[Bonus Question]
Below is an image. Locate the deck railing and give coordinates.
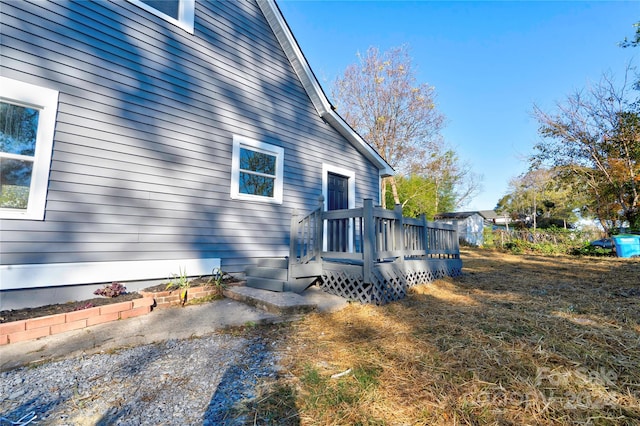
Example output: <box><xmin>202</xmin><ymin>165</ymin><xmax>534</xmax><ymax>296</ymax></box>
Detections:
<box><xmin>290</xmin><ymin>198</ymin><xmax>459</xmax><ymax>281</ymax></box>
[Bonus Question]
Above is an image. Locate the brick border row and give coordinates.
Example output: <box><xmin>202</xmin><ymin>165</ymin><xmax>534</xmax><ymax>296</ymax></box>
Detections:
<box><xmin>0</xmin><ymin>285</ymin><xmax>225</xmax><ymax>346</ymax></box>
<box><xmin>139</xmin><ymin>285</ymin><xmax>223</xmax><ymax>309</ymax></box>
<box><xmin>0</xmin><ymin>297</ymin><xmax>155</xmax><ymax>345</ymax></box>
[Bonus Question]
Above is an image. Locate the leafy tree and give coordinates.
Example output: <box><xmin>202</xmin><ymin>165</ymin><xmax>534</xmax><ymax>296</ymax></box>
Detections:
<box><xmin>332</xmin><ymin>45</ymin><xmax>480</xmax><ymax>211</ymax></box>
<box><xmin>386</xmin><ymin>174</ymin><xmax>437</xmax><ymax>219</ymax></box>
<box><xmin>532</xmin><ymin>68</ymin><xmax>640</xmax><ymax>232</ymax></box>
<box><xmin>496</xmin><ymin>175</ymin><xmax>539</xmax><ymax>228</ymax></box>
<box><xmin>385</xmin><ymin>173</ymin><xmax>459</xmax><ymax>219</ymax></box>
<box><xmin>541</xmin><ymin>175</ymin><xmax>584</xmax><ymax>228</ymax></box>
<box><xmin>497</xmin><ymin>168</ymin><xmax>582</xmax><ymax>229</ymax></box>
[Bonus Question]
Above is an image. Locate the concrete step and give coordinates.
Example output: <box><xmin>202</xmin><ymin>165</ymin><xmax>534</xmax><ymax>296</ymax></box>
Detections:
<box><xmin>246</xmin><ymin>258</ymin><xmax>320</xmax><ymax>294</ymax></box>
<box><xmin>245</xmin><ymin>266</ymin><xmax>288</xmax><ymax>281</ymax></box>
<box><xmin>246</xmin><ymin>276</ymin><xmax>284</xmax><ymax>292</ymax></box>
<box><xmin>224</xmin><ymin>285</ymin><xmax>317</xmax><ymax>315</ymax></box>
<box><xmin>290</xmin><ymin>262</ymin><xmax>323</xmax><ymax>278</ymax></box>
<box><xmin>256</xmin><ymin>258</ymin><xmax>288</xmax><ymax>269</ymax></box>
<box><xmin>284</xmin><ymin>276</ymin><xmax>318</xmax><ymax>293</ymax></box>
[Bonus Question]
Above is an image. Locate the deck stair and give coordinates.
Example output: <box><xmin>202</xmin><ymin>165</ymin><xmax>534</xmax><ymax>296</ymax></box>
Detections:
<box><xmin>245</xmin><ymin>257</ymin><xmax>318</xmax><ymax>293</ymax></box>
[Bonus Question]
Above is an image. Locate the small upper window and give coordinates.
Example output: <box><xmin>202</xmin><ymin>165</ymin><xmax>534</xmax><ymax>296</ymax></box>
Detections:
<box><xmin>0</xmin><ymin>77</ymin><xmax>59</xmax><ymax>220</ymax></box>
<box><xmin>231</xmin><ymin>135</ymin><xmax>284</xmax><ymax>204</ymax></box>
<box><xmin>129</xmin><ymin>0</ymin><xmax>195</xmax><ymax>33</ymax></box>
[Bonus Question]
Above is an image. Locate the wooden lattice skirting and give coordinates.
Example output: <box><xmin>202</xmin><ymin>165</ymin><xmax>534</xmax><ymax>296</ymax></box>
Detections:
<box><xmin>320</xmin><ymin>258</ymin><xmax>463</xmax><ymax>305</ymax></box>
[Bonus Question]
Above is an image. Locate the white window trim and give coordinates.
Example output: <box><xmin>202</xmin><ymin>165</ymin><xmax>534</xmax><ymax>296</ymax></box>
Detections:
<box><xmin>231</xmin><ymin>135</ymin><xmax>284</xmax><ymax>204</ymax></box>
<box><xmin>0</xmin><ymin>77</ymin><xmax>59</xmax><ymax>220</ymax></box>
<box><xmin>128</xmin><ymin>0</ymin><xmax>195</xmax><ymax>34</ymax></box>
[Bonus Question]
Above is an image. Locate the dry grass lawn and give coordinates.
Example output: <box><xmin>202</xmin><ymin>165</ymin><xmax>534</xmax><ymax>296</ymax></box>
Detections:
<box><xmin>240</xmin><ymin>248</ymin><xmax>640</xmax><ymax>425</ymax></box>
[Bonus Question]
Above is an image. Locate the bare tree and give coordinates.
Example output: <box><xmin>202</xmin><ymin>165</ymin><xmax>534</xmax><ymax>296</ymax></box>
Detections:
<box><xmin>331</xmin><ymin>45</ymin><xmax>446</xmax><ymax>207</ymax></box>
<box><xmin>532</xmin><ymin>67</ymin><xmax>640</xmax><ymax>232</ymax></box>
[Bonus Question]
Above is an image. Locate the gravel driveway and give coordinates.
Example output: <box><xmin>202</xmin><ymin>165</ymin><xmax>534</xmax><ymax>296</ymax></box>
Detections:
<box><xmin>1</xmin><ymin>332</ymin><xmax>283</xmax><ymax>425</ymax></box>
<box><xmin>0</xmin><ymin>288</ymin><xmax>347</xmax><ymax>424</ymax></box>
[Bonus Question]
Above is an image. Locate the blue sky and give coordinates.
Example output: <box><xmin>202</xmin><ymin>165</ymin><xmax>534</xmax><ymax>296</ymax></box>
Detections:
<box><xmin>277</xmin><ymin>0</ymin><xmax>638</xmax><ymax>211</ymax></box>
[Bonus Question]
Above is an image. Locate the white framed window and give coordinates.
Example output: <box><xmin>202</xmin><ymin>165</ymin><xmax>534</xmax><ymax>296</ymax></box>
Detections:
<box><xmin>128</xmin><ymin>0</ymin><xmax>195</xmax><ymax>34</ymax></box>
<box><xmin>231</xmin><ymin>135</ymin><xmax>284</xmax><ymax>204</ymax></box>
<box><xmin>1</xmin><ymin>77</ymin><xmax>59</xmax><ymax>220</ymax></box>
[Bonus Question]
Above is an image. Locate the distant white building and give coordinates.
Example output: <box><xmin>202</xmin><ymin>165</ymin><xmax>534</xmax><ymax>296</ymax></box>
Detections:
<box><xmin>434</xmin><ymin>211</ymin><xmax>488</xmax><ymax>246</ymax></box>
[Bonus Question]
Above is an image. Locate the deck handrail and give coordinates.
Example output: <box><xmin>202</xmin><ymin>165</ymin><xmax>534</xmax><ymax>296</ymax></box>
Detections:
<box><xmin>289</xmin><ymin>198</ymin><xmax>324</xmax><ymax>265</ymax></box>
<box><xmin>290</xmin><ymin>198</ymin><xmax>460</xmax><ymax>279</ymax></box>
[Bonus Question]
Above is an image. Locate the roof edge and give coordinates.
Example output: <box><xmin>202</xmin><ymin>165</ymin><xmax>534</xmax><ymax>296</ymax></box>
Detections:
<box><xmin>256</xmin><ymin>0</ymin><xmax>394</xmax><ymax>177</ymax></box>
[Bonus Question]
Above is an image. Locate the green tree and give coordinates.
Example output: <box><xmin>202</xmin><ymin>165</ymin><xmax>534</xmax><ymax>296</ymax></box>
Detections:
<box><xmin>541</xmin><ymin>175</ymin><xmax>583</xmax><ymax>228</ymax></box>
<box><xmin>498</xmin><ymin>168</ymin><xmax>582</xmax><ymax>229</ymax></box>
<box><xmin>496</xmin><ymin>174</ymin><xmax>540</xmax><ymax>228</ymax></box>
<box><xmin>385</xmin><ymin>173</ymin><xmax>459</xmax><ymax>219</ymax></box>
<box><xmin>386</xmin><ymin>174</ymin><xmax>437</xmax><ymax>219</ymax></box>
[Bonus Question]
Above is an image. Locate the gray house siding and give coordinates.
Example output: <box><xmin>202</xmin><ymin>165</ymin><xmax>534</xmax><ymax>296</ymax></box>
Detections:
<box><xmin>0</xmin><ymin>0</ymin><xmax>381</xmax><ymax>293</ymax></box>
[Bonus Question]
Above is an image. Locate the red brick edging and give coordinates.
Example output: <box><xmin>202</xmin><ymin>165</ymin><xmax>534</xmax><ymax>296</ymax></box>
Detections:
<box><xmin>139</xmin><ymin>285</ymin><xmax>222</xmax><ymax>309</ymax></box>
<box><xmin>0</xmin><ymin>297</ymin><xmax>155</xmax><ymax>346</ymax></box>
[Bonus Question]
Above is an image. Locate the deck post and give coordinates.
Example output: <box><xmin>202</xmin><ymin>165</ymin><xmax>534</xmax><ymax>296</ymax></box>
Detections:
<box><xmin>363</xmin><ymin>199</ymin><xmax>375</xmax><ymax>284</ymax></box>
<box><xmin>315</xmin><ymin>196</ymin><xmax>324</xmax><ymax>263</ymax></box>
<box><xmin>420</xmin><ymin>213</ymin><xmax>429</xmax><ymax>254</ymax></box>
<box><xmin>452</xmin><ymin>226</ymin><xmax>460</xmax><ymax>257</ymax></box>
<box><xmin>289</xmin><ymin>208</ymin><xmax>299</xmax><ymax>279</ymax></box>
<box><xmin>394</xmin><ymin>204</ymin><xmax>405</xmax><ymax>265</ymax></box>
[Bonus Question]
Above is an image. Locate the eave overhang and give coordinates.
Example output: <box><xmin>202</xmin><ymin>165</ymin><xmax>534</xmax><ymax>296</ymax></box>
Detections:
<box><xmin>256</xmin><ymin>0</ymin><xmax>394</xmax><ymax>178</ymax></box>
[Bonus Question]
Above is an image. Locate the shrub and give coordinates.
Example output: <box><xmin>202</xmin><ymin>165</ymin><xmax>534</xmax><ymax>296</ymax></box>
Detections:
<box><xmin>572</xmin><ymin>243</ymin><xmax>614</xmax><ymax>257</ymax></box>
<box><xmin>166</xmin><ymin>267</ymin><xmax>189</xmax><ymax>306</ymax></box>
<box><xmin>94</xmin><ymin>282</ymin><xmax>127</xmax><ymax>298</ymax></box>
<box><xmin>504</xmin><ymin>240</ymin><xmax>529</xmax><ymax>254</ymax></box>
<box><xmin>488</xmin><ymin>228</ymin><xmax>604</xmax><ymax>256</ymax></box>
<box><xmin>531</xmin><ymin>242</ymin><xmax>564</xmax><ymax>255</ymax></box>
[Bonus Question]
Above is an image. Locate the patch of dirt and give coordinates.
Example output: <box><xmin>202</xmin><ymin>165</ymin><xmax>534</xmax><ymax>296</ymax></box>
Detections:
<box><xmin>0</xmin><ymin>292</ymin><xmax>142</xmax><ymax>324</ymax></box>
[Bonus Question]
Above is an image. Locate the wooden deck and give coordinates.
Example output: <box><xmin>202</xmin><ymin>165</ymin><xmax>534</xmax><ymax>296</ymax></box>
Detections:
<box><xmin>289</xmin><ymin>199</ymin><xmax>462</xmax><ymax>304</ymax></box>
